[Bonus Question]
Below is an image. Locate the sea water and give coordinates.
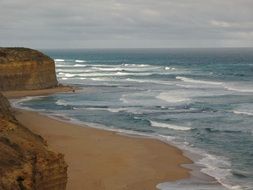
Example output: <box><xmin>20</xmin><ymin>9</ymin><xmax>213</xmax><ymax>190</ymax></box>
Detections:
<box><xmin>16</xmin><ymin>48</ymin><xmax>253</xmax><ymax>189</ymax></box>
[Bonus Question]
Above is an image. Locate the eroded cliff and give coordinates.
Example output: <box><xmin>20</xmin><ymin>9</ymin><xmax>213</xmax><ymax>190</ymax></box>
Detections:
<box><xmin>0</xmin><ymin>48</ymin><xmax>58</xmax><ymax>91</ymax></box>
<box><xmin>0</xmin><ymin>93</ymin><xmax>67</xmax><ymax>190</ymax></box>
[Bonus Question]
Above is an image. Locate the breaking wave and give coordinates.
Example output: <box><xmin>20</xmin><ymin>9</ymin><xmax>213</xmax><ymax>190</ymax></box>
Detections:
<box><xmin>176</xmin><ymin>76</ymin><xmax>222</xmax><ymax>85</ymax></box>
<box><xmin>150</xmin><ymin>121</ymin><xmax>192</xmax><ymax>131</ymax></box>
<box><xmin>54</xmin><ymin>59</ymin><xmax>65</xmax><ymax>62</ymax></box>
<box><xmin>75</xmin><ymin>60</ymin><xmax>86</xmax><ymax>63</ymax></box>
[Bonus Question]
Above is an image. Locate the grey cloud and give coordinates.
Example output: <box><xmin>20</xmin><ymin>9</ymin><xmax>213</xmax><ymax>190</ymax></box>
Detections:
<box><xmin>0</xmin><ymin>0</ymin><xmax>252</xmax><ymax>48</ymax></box>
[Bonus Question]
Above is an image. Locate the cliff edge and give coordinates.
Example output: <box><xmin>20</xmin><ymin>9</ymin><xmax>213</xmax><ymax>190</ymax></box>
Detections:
<box><xmin>0</xmin><ymin>48</ymin><xmax>58</xmax><ymax>91</ymax></box>
<box><xmin>0</xmin><ymin>93</ymin><xmax>67</xmax><ymax>190</ymax></box>
<box><xmin>0</xmin><ymin>48</ymin><xmax>67</xmax><ymax>189</ymax></box>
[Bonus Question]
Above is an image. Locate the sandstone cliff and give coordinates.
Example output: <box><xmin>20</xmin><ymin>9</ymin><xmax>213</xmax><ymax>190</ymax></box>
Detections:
<box><xmin>0</xmin><ymin>48</ymin><xmax>58</xmax><ymax>91</ymax></box>
<box><xmin>0</xmin><ymin>93</ymin><xmax>67</xmax><ymax>190</ymax></box>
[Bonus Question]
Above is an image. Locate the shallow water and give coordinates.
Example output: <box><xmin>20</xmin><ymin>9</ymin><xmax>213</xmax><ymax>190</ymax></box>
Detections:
<box><xmin>17</xmin><ymin>48</ymin><xmax>253</xmax><ymax>190</ymax></box>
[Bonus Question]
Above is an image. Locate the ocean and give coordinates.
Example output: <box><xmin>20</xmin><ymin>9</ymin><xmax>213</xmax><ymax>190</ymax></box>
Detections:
<box><xmin>15</xmin><ymin>48</ymin><xmax>253</xmax><ymax>190</ymax></box>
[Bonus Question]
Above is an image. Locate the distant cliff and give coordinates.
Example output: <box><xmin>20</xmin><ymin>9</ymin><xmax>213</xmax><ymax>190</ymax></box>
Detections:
<box><xmin>0</xmin><ymin>93</ymin><xmax>67</xmax><ymax>189</ymax></box>
<box><xmin>0</xmin><ymin>48</ymin><xmax>58</xmax><ymax>91</ymax></box>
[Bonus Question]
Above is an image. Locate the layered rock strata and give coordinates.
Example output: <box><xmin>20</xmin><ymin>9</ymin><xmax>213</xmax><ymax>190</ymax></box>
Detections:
<box><xmin>0</xmin><ymin>93</ymin><xmax>67</xmax><ymax>190</ymax></box>
<box><xmin>0</xmin><ymin>48</ymin><xmax>58</xmax><ymax>91</ymax></box>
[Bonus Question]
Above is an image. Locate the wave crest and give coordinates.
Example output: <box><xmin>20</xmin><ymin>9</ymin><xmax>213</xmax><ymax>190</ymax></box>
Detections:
<box><xmin>150</xmin><ymin>121</ymin><xmax>191</xmax><ymax>131</ymax></box>
<box><xmin>176</xmin><ymin>76</ymin><xmax>222</xmax><ymax>85</ymax></box>
<box><xmin>75</xmin><ymin>60</ymin><xmax>86</xmax><ymax>63</ymax></box>
<box><xmin>54</xmin><ymin>59</ymin><xmax>65</xmax><ymax>62</ymax></box>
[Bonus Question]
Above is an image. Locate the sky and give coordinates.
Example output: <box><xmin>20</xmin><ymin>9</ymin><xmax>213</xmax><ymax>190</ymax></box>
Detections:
<box><xmin>0</xmin><ymin>0</ymin><xmax>253</xmax><ymax>49</ymax></box>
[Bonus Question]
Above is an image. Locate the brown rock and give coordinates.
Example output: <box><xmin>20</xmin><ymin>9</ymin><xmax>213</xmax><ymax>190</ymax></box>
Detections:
<box><xmin>0</xmin><ymin>47</ymin><xmax>58</xmax><ymax>91</ymax></box>
<box><xmin>0</xmin><ymin>94</ymin><xmax>67</xmax><ymax>189</ymax></box>
<box><xmin>0</xmin><ymin>93</ymin><xmax>14</xmax><ymax>121</ymax></box>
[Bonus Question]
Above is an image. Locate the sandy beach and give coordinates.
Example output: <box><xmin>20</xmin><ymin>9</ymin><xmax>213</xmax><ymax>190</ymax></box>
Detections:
<box><xmin>2</xmin><ymin>1</ymin><xmax>252</xmax><ymax>189</ymax></box>
<box><xmin>4</xmin><ymin>86</ymin><xmax>193</xmax><ymax>189</ymax></box>
<box><xmin>2</xmin><ymin>86</ymin><xmax>74</xmax><ymax>99</ymax></box>
<box><xmin>14</xmin><ymin>108</ymin><xmax>192</xmax><ymax>190</ymax></box>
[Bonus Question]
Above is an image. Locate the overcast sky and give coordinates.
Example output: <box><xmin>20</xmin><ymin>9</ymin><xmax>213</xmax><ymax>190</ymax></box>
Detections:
<box><xmin>0</xmin><ymin>0</ymin><xmax>253</xmax><ymax>48</ymax></box>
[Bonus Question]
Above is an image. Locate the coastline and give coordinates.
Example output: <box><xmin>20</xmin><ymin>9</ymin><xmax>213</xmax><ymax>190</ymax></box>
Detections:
<box><xmin>8</xmin><ymin>89</ymin><xmax>194</xmax><ymax>190</ymax></box>
<box><xmin>2</xmin><ymin>85</ymin><xmax>75</xmax><ymax>99</ymax></box>
<box><xmin>15</xmin><ymin>109</ymin><xmax>192</xmax><ymax>189</ymax></box>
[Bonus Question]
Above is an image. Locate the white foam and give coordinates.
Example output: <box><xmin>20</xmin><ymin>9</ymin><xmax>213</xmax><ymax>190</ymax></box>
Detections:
<box><xmin>150</xmin><ymin>121</ymin><xmax>191</xmax><ymax>131</ymax></box>
<box><xmin>156</xmin><ymin>92</ymin><xmax>190</xmax><ymax>103</ymax></box>
<box><xmin>54</xmin><ymin>59</ymin><xmax>65</xmax><ymax>62</ymax></box>
<box><xmin>128</xmin><ymin>67</ymin><xmax>160</xmax><ymax>72</ymax></box>
<box><xmin>57</xmin><ymin>65</ymin><xmax>172</xmax><ymax>78</ymax></box>
<box><xmin>64</xmin><ymin>73</ymin><xmax>75</xmax><ymax>77</ymax></box>
<box><xmin>56</xmin><ymin>100</ymin><xmax>69</xmax><ymax>106</ymax></box>
<box><xmin>197</xmin><ymin>154</ymin><xmax>244</xmax><ymax>190</ymax></box>
<box><xmin>165</xmin><ymin>67</ymin><xmax>176</xmax><ymax>71</ymax></box>
<box><xmin>58</xmin><ymin>72</ymin><xmax>80</xmax><ymax>78</ymax></box>
<box><xmin>126</xmin><ymin>78</ymin><xmax>171</xmax><ymax>85</ymax></box>
<box><xmin>89</xmin><ymin>77</ymin><xmax>109</xmax><ymax>81</ymax></box>
<box><xmin>94</xmin><ymin>67</ymin><xmax>159</xmax><ymax>72</ymax></box>
<box><xmin>57</xmin><ymin>69</ymin><xmax>94</xmax><ymax>73</ymax></box>
<box><xmin>55</xmin><ymin>64</ymin><xmax>64</xmax><ymax>67</ymax></box>
<box><xmin>89</xmin><ymin>64</ymin><xmax>119</xmax><ymax>67</ymax></box>
<box><xmin>224</xmin><ymin>84</ymin><xmax>253</xmax><ymax>93</ymax></box>
<box><xmin>138</xmin><ymin>64</ymin><xmax>149</xmax><ymax>67</ymax></box>
<box><xmin>126</xmin><ymin>78</ymin><xmax>150</xmax><ymax>83</ymax></box>
<box><xmin>123</xmin><ymin>63</ymin><xmax>149</xmax><ymax>67</ymax></box>
<box><xmin>115</xmin><ymin>71</ymin><xmax>152</xmax><ymax>76</ymax></box>
<box><xmin>233</xmin><ymin>110</ymin><xmax>253</xmax><ymax>116</ymax></box>
<box><xmin>85</xmin><ymin>107</ymin><xmax>127</xmax><ymax>113</ymax></box>
<box><xmin>75</xmin><ymin>60</ymin><xmax>86</xmax><ymax>63</ymax></box>
<box><xmin>107</xmin><ymin>107</ymin><xmax>141</xmax><ymax>113</ymax></box>
<box><xmin>157</xmin><ymin>135</ymin><xmax>245</xmax><ymax>190</ymax></box>
<box><xmin>95</xmin><ymin>67</ymin><xmax>123</xmax><ymax>71</ymax></box>
<box><xmin>59</xmin><ymin>72</ymin><xmax>152</xmax><ymax>77</ymax></box>
<box><xmin>157</xmin><ymin>180</ymin><xmax>227</xmax><ymax>190</ymax></box>
<box><xmin>74</xmin><ymin>64</ymin><xmax>87</xmax><ymax>67</ymax></box>
<box><xmin>56</xmin><ymin>64</ymin><xmax>73</xmax><ymax>68</ymax></box>
<box><xmin>176</xmin><ymin>84</ymin><xmax>213</xmax><ymax>89</ymax></box>
<box><xmin>107</xmin><ymin>108</ymin><xmax>124</xmax><ymax>113</ymax></box>
<box><xmin>176</xmin><ymin>76</ymin><xmax>222</xmax><ymax>86</ymax></box>
<box><xmin>11</xmin><ymin>96</ymin><xmax>46</xmax><ymax>111</ymax></box>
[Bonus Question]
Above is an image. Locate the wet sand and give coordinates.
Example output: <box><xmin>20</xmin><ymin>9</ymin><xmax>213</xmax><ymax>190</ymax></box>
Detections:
<box><xmin>5</xmin><ymin>87</ymin><xmax>193</xmax><ymax>190</ymax></box>
<box><xmin>15</xmin><ymin>109</ymin><xmax>192</xmax><ymax>190</ymax></box>
<box><xmin>2</xmin><ymin>86</ymin><xmax>74</xmax><ymax>99</ymax></box>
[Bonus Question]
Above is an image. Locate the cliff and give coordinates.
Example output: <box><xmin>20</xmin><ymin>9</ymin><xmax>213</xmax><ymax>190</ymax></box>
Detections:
<box><xmin>0</xmin><ymin>48</ymin><xmax>58</xmax><ymax>91</ymax></box>
<box><xmin>0</xmin><ymin>93</ymin><xmax>68</xmax><ymax>189</ymax></box>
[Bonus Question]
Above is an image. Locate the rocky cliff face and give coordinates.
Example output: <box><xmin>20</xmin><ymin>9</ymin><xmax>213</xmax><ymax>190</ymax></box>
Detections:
<box><xmin>0</xmin><ymin>48</ymin><xmax>58</xmax><ymax>91</ymax></box>
<box><xmin>0</xmin><ymin>93</ymin><xmax>67</xmax><ymax>189</ymax></box>
<box><xmin>0</xmin><ymin>93</ymin><xmax>14</xmax><ymax>121</ymax></box>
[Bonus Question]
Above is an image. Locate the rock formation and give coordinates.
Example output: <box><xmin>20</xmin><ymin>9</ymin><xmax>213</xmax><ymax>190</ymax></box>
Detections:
<box><xmin>0</xmin><ymin>93</ymin><xmax>68</xmax><ymax>190</ymax></box>
<box><xmin>0</xmin><ymin>48</ymin><xmax>58</xmax><ymax>91</ymax></box>
<box><xmin>0</xmin><ymin>48</ymin><xmax>67</xmax><ymax>189</ymax></box>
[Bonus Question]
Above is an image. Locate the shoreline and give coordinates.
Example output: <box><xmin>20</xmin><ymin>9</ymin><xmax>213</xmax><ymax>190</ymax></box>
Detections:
<box><xmin>14</xmin><ymin>108</ymin><xmax>192</xmax><ymax>190</ymax></box>
<box><xmin>2</xmin><ymin>85</ymin><xmax>75</xmax><ymax>99</ymax></box>
<box><xmin>5</xmin><ymin>88</ymin><xmax>197</xmax><ymax>189</ymax></box>
<box><xmin>24</xmin><ymin>109</ymin><xmax>221</xmax><ymax>189</ymax></box>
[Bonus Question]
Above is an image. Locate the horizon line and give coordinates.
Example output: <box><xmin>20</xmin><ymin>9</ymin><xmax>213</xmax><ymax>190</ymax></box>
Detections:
<box><xmin>38</xmin><ymin>46</ymin><xmax>253</xmax><ymax>50</ymax></box>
